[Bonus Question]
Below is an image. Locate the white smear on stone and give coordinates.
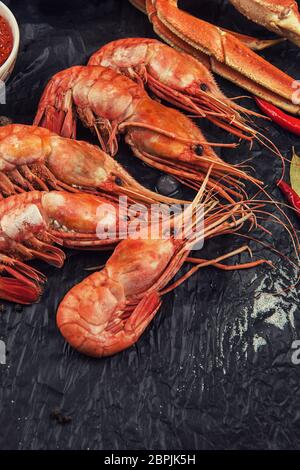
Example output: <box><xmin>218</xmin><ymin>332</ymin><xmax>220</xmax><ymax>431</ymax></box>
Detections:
<box><xmin>253</xmin><ymin>335</ymin><xmax>267</xmax><ymax>353</ymax></box>
<box><xmin>289</xmin><ymin>308</ymin><xmax>296</xmax><ymax>329</ymax></box>
<box><xmin>252</xmin><ymin>274</ymin><xmax>298</xmax><ymax>331</ymax></box>
<box><xmin>217</xmin><ymin>265</ymin><xmax>298</xmax><ymax>372</ymax></box>
<box><xmin>265</xmin><ymin>308</ymin><xmax>290</xmax><ymax>330</ymax></box>
<box><xmin>252</xmin><ymin>292</ymin><xmax>278</xmax><ymax>318</ymax></box>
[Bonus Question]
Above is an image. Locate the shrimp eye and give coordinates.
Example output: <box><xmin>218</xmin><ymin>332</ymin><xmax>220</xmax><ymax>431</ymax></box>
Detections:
<box><xmin>194</xmin><ymin>144</ymin><xmax>204</xmax><ymax>156</ymax></box>
<box><xmin>115</xmin><ymin>176</ymin><xmax>123</xmax><ymax>186</ymax></box>
<box><xmin>200</xmin><ymin>83</ymin><xmax>209</xmax><ymax>92</ymax></box>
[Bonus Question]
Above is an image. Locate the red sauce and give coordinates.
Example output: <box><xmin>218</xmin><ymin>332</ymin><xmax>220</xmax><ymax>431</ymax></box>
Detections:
<box><xmin>0</xmin><ymin>16</ymin><xmax>13</xmax><ymax>67</ymax></box>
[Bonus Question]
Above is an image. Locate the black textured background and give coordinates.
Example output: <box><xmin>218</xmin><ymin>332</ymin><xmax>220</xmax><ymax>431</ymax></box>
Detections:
<box><xmin>0</xmin><ymin>0</ymin><xmax>300</xmax><ymax>450</ymax></box>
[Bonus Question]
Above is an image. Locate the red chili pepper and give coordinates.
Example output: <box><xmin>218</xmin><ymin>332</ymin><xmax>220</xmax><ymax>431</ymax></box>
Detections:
<box><xmin>255</xmin><ymin>97</ymin><xmax>300</xmax><ymax>137</ymax></box>
<box><xmin>277</xmin><ymin>180</ymin><xmax>300</xmax><ymax>219</ymax></box>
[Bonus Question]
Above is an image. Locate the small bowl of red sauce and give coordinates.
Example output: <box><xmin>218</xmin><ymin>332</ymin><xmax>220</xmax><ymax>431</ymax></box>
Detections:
<box><xmin>0</xmin><ymin>1</ymin><xmax>19</xmax><ymax>82</ymax></box>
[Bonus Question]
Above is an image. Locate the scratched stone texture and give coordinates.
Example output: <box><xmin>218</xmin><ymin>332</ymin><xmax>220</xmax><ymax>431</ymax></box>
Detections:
<box><xmin>0</xmin><ymin>0</ymin><xmax>300</xmax><ymax>450</ymax></box>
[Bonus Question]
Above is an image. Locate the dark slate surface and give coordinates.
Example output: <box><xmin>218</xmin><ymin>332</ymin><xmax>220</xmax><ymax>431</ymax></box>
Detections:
<box><xmin>0</xmin><ymin>0</ymin><xmax>300</xmax><ymax>450</ymax></box>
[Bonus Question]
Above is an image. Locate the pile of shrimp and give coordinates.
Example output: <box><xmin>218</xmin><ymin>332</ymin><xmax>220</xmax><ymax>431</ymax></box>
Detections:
<box><xmin>0</xmin><ymin>37</ymin><xmax>298</xmax><ymax>358</ymax></box>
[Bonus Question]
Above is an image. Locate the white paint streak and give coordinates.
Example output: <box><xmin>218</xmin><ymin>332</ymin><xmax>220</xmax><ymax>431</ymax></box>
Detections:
<box><xmin>253</xmin><ymin>335</ymin><xmax>267</xmax><ymax>353</ymax></box>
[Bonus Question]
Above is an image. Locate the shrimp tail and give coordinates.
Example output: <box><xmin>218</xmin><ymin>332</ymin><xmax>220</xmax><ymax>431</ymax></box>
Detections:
<box><xmin>102</xmin><ymin>291</ymin><xmax>162</xmax><ymax>357</ymax></box>
<box><xmin>34</xmin><ymin>69</ymin><xmax>79</xmax><ymax>139</ymax></box>
<box><xmin>0</xmin><ymin>255</ymin><xmax>45</xmax><ymax>304</ymax></box>
<box><xmin>0</xmin><ymin>277</ymin><xmax>42</xmax><ymax>304</ymax></box>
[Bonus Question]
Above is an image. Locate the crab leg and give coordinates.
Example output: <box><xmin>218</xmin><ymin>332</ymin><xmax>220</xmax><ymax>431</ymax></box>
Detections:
<box><xmin>147</xmin><ymin>1</ymin><xmax>300</xmax><ymax>114</ymax></box>
<box><xmin>147</xmin><ymin>0</ymin><xmax>300</xmax><ymax>114</ymax></box>
<box><xmin>220</xmin><ymin>28</ymin><xmax>285</xmax><ymax>50</ymax></box>
<box><xmin>129</xmin><ymin>0</ymin><xmax>285</xmax><ymax>50</ymax></box>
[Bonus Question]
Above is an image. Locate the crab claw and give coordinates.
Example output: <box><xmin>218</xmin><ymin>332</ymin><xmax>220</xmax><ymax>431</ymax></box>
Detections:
<box><xmin>230</xmin><ymin>0</ymin><xmax>300</xmax><ymax>47</ymax></box>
